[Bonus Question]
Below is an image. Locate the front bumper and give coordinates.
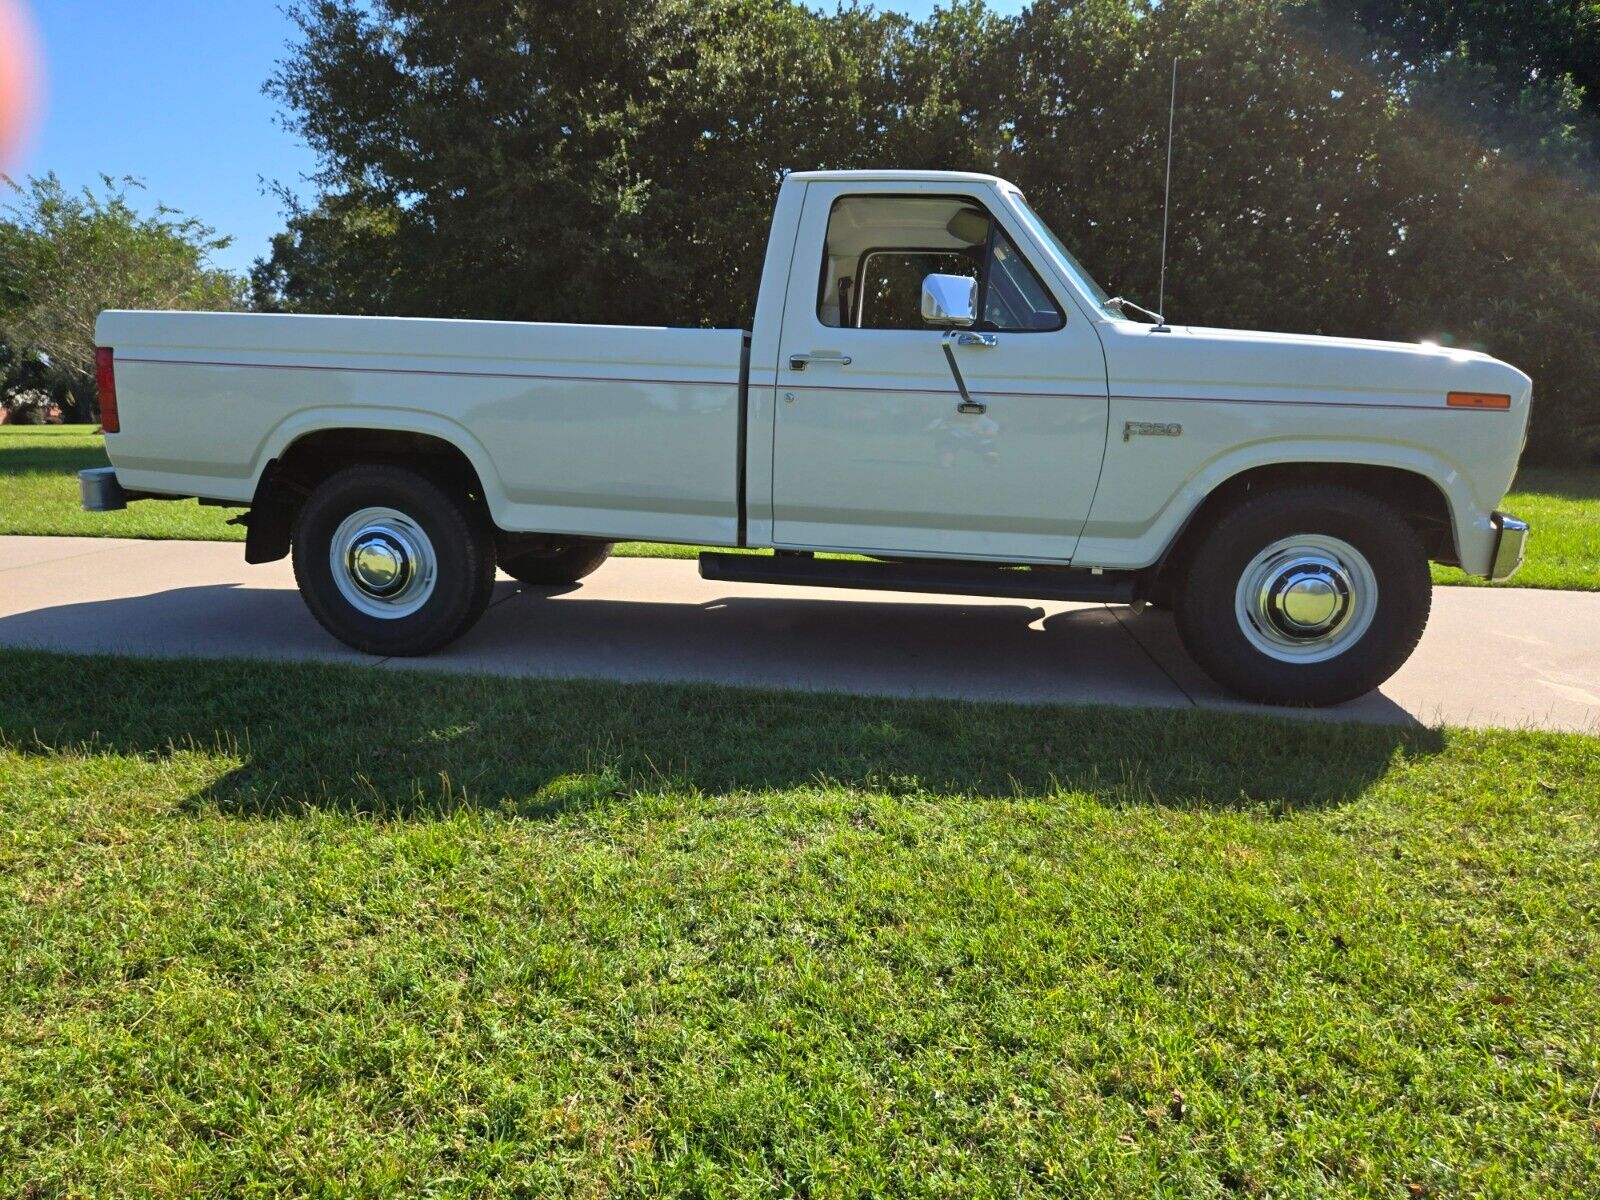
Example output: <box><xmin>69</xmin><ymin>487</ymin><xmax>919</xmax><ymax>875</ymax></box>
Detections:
<box><xmin>1488</xmin><ymin>511</ymin><xmax>1529</xmax><ymax>582</ymax></box>
<box><xmin>79</xmin><ymin>466</ymin><xmax>129</xmax><ymax>512</ymax></box>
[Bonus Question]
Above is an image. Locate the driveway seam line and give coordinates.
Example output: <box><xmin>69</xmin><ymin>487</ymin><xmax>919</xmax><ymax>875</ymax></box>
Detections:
<box><xmin>370</xmin><ymin>584</ymin><xmax>520</xmax><ymax>668</ymax></box>
<box><xmin>1109</xmin><ymin>604</ymin><xmax>1197</xmax><ymax>707</ymax></box>
<box><xmin>0</xmin><ymin>544</ymin><xmax>123</xmax><ymax>574</ymax></box>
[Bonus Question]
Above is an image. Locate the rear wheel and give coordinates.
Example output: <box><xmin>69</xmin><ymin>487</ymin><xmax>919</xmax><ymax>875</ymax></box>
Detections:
<box><xmin>1173</xmin><ymin>484</ymin><xmax>1431</xmax><ymax>705</ymax></box>
<box><xmin>498</xmin><ymin>537</ymin><xmax>613</xmax><ymax>585</ymax></box>
<box><xmin>292</xmin><ymin>464</ymin><xmax>496</xmax><ymax>655</ymax></box>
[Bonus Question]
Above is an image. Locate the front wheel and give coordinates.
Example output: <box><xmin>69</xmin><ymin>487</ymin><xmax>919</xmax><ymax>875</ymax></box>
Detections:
<box><xmin>1173</xmin><ymin>485</ymin><xmax>1431</xmax><ymax>705</ymax></box>
<box><xmin>292</xmin><ymin>464</ymin><xmax>497</xmax><ymax>656</ymax></box>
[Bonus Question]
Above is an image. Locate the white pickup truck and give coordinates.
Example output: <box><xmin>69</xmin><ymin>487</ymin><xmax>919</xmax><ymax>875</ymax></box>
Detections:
<box><xmin>83</xmin><ymin>169</ymin><xmax>1531</xmax><ymax>706</ymax></box>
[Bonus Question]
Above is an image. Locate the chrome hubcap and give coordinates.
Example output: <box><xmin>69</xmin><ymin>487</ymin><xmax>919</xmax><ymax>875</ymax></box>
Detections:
<box><xmin>1235</xmin><ymin>535</ymin><xmax>1377</xmax><ymax>663</ymax></box>
<box><xmin>329</xmin><ymin>508</ymin><xmax>437</xmax><ymax>619</ymax></box>
<box><xmin>1264</xmin><ymin>558</ymin><xmax>1351</xmax><ymax>636</ymax></box>
<box><xmin>348</xmin><ymin>534</ymin><xmax>412</xmax><ymax>597</ymax></box>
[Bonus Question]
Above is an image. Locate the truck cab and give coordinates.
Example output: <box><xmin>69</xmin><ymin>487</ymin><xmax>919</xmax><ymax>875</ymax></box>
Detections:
<box><xmin>747</xmin><ymin>173</ymin><xmax>1110</xmax><ymax>563</ymax></box>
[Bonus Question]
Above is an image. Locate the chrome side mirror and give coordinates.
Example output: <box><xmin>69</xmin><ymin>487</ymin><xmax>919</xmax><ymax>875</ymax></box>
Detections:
<box><xmin>921</xmin><ymin>273</ymin><xmax>978</xmax><ymax>327</ymax></box>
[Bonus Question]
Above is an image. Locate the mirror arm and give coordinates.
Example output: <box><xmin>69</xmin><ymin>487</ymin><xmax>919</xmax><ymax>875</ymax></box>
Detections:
<box><xmin>941</xmin><ymin>333</ymin><xmax>986</xmax><ymax>415</ymax></box>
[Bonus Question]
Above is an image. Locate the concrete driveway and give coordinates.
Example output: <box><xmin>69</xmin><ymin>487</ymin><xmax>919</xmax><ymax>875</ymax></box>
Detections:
<box><xmin>1</xmin><ymin>535</ymin><xmax>1596</xmax><ymax>732</ymax></box>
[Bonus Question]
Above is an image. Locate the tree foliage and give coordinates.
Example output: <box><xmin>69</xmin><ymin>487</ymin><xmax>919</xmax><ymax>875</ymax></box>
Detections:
<box><xmin>259</xmin><ymin>0</ymin><xmax>1600</xmax><ymax>463</ymax></box>
<box><xmin>1314</xmin><ymin>1</ymin><xmax>1600</xmax><ymax>164</ymax></box>
<box><xmin>257</xmin><ymin>0</ymin><xmax>986</xmax><ymax>326</ymax></box>
<box><xmin>1</xmin><ymin>174</ymin><xmax>244</xmax><ymax>420</ymax></box>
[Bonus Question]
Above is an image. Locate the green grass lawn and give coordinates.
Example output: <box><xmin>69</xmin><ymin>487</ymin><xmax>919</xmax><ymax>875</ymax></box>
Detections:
<box><xmin>0</xmin><ymin>649</ymin><xmax>1597</xmax><ymax>1196</ymax></box>
<box><xmin>2</xmin><ymin>424</ymin><xmax>1596</xmax><ymax>587</ymax></box>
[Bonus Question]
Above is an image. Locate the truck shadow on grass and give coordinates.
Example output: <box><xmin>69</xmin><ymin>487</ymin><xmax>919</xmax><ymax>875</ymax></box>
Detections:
<box><xmin>1512</xmin><ymin>465</ymin><xmax>1600</xmax><ymax>501</ymax></box>
<box><xmin>0</xmin><ymin>588</ymin><xmax>1446</xmax><ymax>818</ymax></box>
<box><xmin>0</xmin><ymin>439</ymin><xmax>107</xmax><ymax>475</ymax></box>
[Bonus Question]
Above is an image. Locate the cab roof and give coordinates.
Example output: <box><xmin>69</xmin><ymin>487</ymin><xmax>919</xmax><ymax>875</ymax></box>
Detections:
<box><xmin>783</xmin><ymin>169</ymin><xmax>1017</xmax><ymax>189</ymax></box>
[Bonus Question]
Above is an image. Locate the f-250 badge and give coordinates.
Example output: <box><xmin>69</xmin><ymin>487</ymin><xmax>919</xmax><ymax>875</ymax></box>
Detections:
<box><xmin>1123</xmin><ymin>420</ymin><xmax>1183</xmax><ymax>441</ymax></box>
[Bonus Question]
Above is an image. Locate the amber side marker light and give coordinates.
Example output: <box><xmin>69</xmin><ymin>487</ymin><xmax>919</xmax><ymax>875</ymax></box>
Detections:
<box><xmin>1447</xmin><ymin>391</ymin><xmax>1511</xmax><ymax>410</ymax></box>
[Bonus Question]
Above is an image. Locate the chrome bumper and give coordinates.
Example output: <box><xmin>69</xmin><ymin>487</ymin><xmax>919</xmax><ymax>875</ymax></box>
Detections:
<box><xmin>79</xmin><ymin>466</ymin><xmax>129</xmax><ymax>512</ymax></box>
<box><xmin>1488</xmin><ymin>511</ymin><xmax>1529</xmax><ymax>582</ymax></box>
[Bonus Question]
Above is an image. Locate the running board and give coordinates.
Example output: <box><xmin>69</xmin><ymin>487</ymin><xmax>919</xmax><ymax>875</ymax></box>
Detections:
<box><xmin>697</xmin><ymin>552</ymin><xmax>1137</xmax><ymax>603</ymax></box>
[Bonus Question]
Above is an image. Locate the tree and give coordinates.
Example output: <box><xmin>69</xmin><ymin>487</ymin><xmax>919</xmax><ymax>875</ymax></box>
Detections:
<box><xmin>261</xmin><ymin>0</ymin><xmax>1010</xmax><ymax>328</ymax></box>
<box><xmin>0</xmin><ymin>174</ymin><xmax>244</xmax><ymax>421</ymax></box>
<box><xmin>249</xmin><ymin>182</ymin><xmax>403</xmax><ymax>314</ymax></box>
<box><xmin>260</xmin><ymin>0</ymin><xmax>1600</xmax><ymax>462</ymax></box>
<box><xmin>1310</xmin><ymin>1</ymin><xmax>1600</xmax><ymax>168</ymax></box>
<box><xmin>0</xmin><ymin>217</ymin><xmax>50</xmax><ymax>416</ymax></box>
<box><xmin>1000</xmin><ymin>0</ymin><xmax>1402</xmax><ymax>335</ymax></box>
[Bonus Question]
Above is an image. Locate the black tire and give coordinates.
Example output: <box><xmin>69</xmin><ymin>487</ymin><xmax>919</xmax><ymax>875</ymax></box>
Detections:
<box><xmin>1173</xmin><ymin>484</ymin><xmax>1432</xmax><ymax>706</ymax></box>
<box><xmin>292</xmin><ymin>463</ymin><xmax>496</xmax><ymax>656</ymax></box>
<box><xmin>498</xmin><ymin>538</ymin><xmax>613</xmax><ymax>585</ymax></box>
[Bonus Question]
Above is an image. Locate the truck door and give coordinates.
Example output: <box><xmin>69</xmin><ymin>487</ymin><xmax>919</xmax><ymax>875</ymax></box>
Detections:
<box><xmin>770</xmin><ymin>182</ymin><xmax>1110</xmax><ymax>562</ymax></box>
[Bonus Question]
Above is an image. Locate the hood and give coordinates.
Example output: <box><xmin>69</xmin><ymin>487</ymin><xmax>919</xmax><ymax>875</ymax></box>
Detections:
<box><xmin>1102</xmin><ymin>320</ymin><xmax>1532</xmax><ymax>411</ymax></box>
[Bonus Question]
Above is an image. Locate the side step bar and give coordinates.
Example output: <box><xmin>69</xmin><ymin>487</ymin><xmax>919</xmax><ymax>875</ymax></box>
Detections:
<box><xmin>698</xmin><ymin>552</ymin><xmax>1138</xmax><ymax>604</ymax></box>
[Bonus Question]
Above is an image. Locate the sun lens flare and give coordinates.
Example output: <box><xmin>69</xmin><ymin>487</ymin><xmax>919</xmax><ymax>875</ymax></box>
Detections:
<box><xmin>0</xmin><ymin>0</ymin><xmax>43</xmax><ymax>172</ymax></box>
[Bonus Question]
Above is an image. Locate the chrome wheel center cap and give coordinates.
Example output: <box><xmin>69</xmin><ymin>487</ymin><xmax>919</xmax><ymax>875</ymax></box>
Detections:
<box><xmin>348</xmin><ymin>533</ymin><xmax>411</xmax><ymax>597</ymax></box>
<box><xmin>1262</xmin><ymin>559</ymin><xmax>1351</xmax><ymax>639</ymax></box>
<box><xmin>1279</xmin><ymin>574</ymin><xmax>1341</xmax><ymax>629</ymax></box>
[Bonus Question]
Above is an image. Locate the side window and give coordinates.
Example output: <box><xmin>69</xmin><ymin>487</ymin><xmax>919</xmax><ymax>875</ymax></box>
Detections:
<box><xmin>984</xmin><ymin>230</ymin><xmax>1064</xmax><ymax>332</ymax></box>
<box><xmin>817</xmin><ymin>194</ymin><xmax>1063</xmax><ymax>332</ymax></box>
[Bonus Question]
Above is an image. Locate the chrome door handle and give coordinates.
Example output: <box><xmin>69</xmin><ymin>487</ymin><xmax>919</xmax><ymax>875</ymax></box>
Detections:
<box><xmin>788</xmin><ymin>352</ymin><xmax>852</xmax><ymax>370</ymax></box>
<box><xmin>952</xmin><ymin>332</ymin><xmax>998</xmax><ymax>348</ymax></box>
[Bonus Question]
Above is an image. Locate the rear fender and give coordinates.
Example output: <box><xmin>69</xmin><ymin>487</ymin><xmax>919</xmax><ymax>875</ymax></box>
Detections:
<box><xmin>252</xmin><ymin>408</ymin><xmax>507</xmax><ymax>524</ymax></box>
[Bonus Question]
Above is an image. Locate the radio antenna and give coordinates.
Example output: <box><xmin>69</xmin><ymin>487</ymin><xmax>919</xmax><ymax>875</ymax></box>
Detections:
<box><xmin>1155</xmin><ymin>56</ymin><xmax>1177</xmax><ymax>333</ymax></box>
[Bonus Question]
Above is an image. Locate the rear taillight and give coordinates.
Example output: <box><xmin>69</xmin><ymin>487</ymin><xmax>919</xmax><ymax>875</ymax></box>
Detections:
<box><xmin>95</xmin><ymin>347</ymin><xmax>119</xmax><ymax>433</ymax></box>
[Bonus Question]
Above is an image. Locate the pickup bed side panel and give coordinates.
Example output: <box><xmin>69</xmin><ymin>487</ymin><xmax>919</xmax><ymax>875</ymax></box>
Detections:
<box><xmin>97</xmin><ymin>311</ymin><xmax>747</xmax><ymax>546</ymax></box>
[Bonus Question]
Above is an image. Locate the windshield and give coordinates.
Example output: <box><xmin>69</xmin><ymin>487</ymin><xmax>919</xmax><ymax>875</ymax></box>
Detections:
<box><xmin>1004</xmin><ymin>190</ymin><xmax>1114</xmax><ymax>311</ymax></box>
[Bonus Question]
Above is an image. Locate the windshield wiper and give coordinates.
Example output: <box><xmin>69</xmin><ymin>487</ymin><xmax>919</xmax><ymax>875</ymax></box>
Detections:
<box><xmin>1104</xmin><ymin>296</ymin><xmax>1167</xmax><ymax>327</ymax></box>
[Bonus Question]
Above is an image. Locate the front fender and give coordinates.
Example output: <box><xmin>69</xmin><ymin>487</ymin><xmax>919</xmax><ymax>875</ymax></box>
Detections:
<box><xmin>1076</xmin><ymin>434</ymin><xmax>1497</xmax><ymax>576</ymax></box>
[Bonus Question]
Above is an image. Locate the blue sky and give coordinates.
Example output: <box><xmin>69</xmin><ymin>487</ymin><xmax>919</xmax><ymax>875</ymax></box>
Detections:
<box><xmin>15</xmin><ymin>2</ymin><xmax>316</xmax><ymax>274</ymax></box>
<box><xmin>14</xmin><ymin>1</ymin><xmax>1028</xmax><ymax>275</ymax></box>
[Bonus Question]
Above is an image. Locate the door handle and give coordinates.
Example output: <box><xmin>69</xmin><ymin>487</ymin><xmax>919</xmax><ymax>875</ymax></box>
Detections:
<box><xmin>952</xmin><ymin>332</ymin><xmax>998</xmax><ymax>348</ymax></box>
<box><xmin>788</xmin><ymin>352</ymin><xmax>852</xmax><ymax>370</ymax></box>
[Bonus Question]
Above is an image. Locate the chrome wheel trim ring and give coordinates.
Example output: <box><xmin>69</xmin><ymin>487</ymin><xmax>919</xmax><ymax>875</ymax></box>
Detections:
<box><xmin>1234</xmin><ymin>534</ymin><xmax>1378</xmax><ymax>663</ymax></box>
<box><xmin>329</xmin><ymin>507</ymin><xmax>438</xmax><ymax>619</ymax></box>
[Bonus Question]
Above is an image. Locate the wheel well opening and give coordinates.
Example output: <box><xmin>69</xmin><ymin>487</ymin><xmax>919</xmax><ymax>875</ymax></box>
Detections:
<box><xmin>1151</xmin><ymin>463</ymin><xmax>1457</xmax><ymax>601</ymax></box>
<box><xmin>243</xmin><ymin>429</ymin><xmax>489</xmax><ymax>564</ymax></box>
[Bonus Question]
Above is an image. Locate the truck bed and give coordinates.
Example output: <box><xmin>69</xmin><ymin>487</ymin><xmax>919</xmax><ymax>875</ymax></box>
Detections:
<box><xmin>97</xmin><ymin>310</ymin><xmax>749</xmax><ymax>546</ymax></box>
